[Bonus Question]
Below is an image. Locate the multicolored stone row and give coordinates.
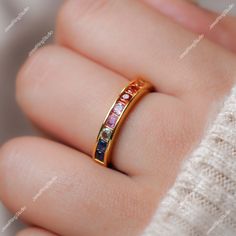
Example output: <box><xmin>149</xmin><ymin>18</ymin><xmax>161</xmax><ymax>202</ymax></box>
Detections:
<box><xmin>95</xmin><ymin>80</ymin><xmax>145</xmax><ymax>163</ymax></box>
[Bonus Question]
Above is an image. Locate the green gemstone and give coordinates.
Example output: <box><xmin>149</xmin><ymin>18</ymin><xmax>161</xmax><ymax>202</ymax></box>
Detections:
<box><xmin>101</xmin><ymin>128</ymin><xmax>112</xmax><ymax>141</ymax></box>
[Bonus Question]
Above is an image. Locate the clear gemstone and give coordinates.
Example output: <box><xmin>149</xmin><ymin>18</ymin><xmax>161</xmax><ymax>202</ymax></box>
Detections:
<box><xmin>113</xmin><ymin>102</ymin><xmax>125</xmax><ymax>115</ymax></box>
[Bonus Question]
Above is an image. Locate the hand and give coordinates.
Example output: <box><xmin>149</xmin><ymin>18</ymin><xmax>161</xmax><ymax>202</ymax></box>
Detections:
<box><xmin>0</xmin><ymin>1</ymin><xmax>236</xmax><ymax>236</ymax></box>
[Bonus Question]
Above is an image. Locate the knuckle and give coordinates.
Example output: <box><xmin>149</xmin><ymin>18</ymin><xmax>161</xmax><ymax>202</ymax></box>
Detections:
<box><xmin>0</xmin><ymin>138</ymin><xmax>24</xmax><ymax>186</ymax></box>
<box><xmin>58</xmin><ymin>0</ymin><xmax>114</xmax><ymax>28</ymax></box>
<box><xmin>0</xmin><ymin>137</ymin><xmax>32</xmax><ymax>164</ymax></box>
<box><xmin>17</xmin><ymin>45</ymin><xmax>56</xmax><ymax>86</ymax></box>
<box><xmin>16</xmin><ymin>45</ymin><xmax>58</xmax><ymax>105</ymax></box>
<box><xmin>0</xmin><ymin>138</ymin><xmax>21</xmax><ymax>162</ymax></box>
<box><xmin>0</xmin><ymin>137</ymin><xmax>42</xmax><ymax>200</ymax></box>
<box><xmin>191</xmin><ymin>52</ymin><xmax>236</xmax><ymax>100</ymax></box>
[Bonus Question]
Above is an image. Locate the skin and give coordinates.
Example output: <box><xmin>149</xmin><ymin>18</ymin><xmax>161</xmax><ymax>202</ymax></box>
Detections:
<box><xmin>0</xmin><ymin>0</ymin><xmax>235</xmax><ymax>235</ymax></box>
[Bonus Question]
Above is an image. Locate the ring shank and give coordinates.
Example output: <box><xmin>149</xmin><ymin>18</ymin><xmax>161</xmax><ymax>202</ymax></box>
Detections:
<box><xmin>93</xmin><ymin>78</ymin><xmax>154</xmax><ymax>167</ymax></box>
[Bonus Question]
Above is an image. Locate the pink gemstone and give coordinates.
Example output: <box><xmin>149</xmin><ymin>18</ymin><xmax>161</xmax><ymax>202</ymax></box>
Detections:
<box><xmin>106</xmin><ymin>113</ymin><xmax>118</xmax><ymax>128</ymax></box>
<box><xmin>126</xmin><ymin>89</ymin><xmax>135</xmax><ymax>95</ymax></box>
<box><xmin>113</xmin><ymin>102</ymin><xmax>125</xmax><ymax>115</ymax></box>
<box><xmin>126</xmin><ymin>86</ymin><xmax>138</xmax><ymax>95</ymax></box>
<box><xmin>121</xmin><ymin>93</ymin><xmax>131</xmax><ymax>101</ymax></box>
<box><xmin>130</xmin><ymin>85</ymin><xmax>139</xmax><ymax>91</ymax></box>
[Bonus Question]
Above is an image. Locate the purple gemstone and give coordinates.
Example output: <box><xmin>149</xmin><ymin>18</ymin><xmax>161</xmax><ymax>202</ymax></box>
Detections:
<box><xmin>95</xmin><ymin>139</ymin><xmax>107</xmax><ymax>162</ymax></box>
<box><xmin>106</xmin><ymin>113</ymin><xmax>118</xmax><ymax>128</ymax></box>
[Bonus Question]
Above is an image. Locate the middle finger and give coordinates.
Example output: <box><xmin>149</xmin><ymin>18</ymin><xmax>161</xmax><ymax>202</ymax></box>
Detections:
<box><xmin>56</xmin><ymin>0</ymin><xmax>236</xmax><ymax>98</ymax></box>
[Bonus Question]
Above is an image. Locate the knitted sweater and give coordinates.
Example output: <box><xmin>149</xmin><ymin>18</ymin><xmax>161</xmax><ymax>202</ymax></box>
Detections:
<box><xmin>143</xmin><ymin>86</ymin><xmax>236</xmax><ymax>236</ymax></box>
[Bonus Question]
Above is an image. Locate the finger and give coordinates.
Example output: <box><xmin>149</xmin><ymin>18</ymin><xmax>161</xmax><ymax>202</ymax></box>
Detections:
<box><xmin>17</xmin><ymin>45</ymin><xmax>192</xmax><ymax>179</ymax></box>
<box><xmin>16</xmin><ymin>227</ymin><xmax>58</xmax><ymax>236</ymax></box>
<box><xmin>56</xmin><ymin>0</ymin><xmax>236</xmax><ymax>97</ymax></box>
<box><xmin>144</xmin><ymin>0</ymin><xmax>236</xmax><ymax>52</ymax></box>
<box><xmin>0</xmin><ymin>137</ymin><xmax>154</xmax><ymax>236</ymax></box>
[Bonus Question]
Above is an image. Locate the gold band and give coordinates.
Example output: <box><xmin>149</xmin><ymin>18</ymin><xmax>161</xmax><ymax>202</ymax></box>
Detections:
<box><xmin>93</xmin><ymin>78</ymin><xmax>154</xmax><ymax>167</ymax></box>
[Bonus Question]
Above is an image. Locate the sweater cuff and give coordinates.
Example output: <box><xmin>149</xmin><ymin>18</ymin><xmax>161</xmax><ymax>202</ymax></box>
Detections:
<box><xmin>143</xmin><ymin>86</ymin><xmax>236</xmax><ymax>236</ymax></box>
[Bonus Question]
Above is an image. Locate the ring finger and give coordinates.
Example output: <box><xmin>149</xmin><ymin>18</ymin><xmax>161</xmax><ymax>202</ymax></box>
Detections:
<box><xmin>17</xmin><ymin>45</ymin><xmax>187</xmax><ymax>180</ymax></box>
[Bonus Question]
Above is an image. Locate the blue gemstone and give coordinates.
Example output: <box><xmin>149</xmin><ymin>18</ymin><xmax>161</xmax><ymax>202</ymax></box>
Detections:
<box><xmin>95</xmin><ymin>140</ymin><xmax>107</xmax><ymax>162</ymax></box>
<box><xmin>95</xmin><ymin>151</ymin><xmax>105</xmax><ymax>162</ymax></box>
<box><xmin>97</xmin><ymin>139</ymin><xmax>107</xmax><ymax>152</ymax></box>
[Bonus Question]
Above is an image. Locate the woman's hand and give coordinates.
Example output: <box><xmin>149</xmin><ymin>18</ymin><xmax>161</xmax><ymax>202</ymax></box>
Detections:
<box><xmin>0</xmin><ymin>1</ymin><xmax>236</xmax><ymax>236</ymax></box>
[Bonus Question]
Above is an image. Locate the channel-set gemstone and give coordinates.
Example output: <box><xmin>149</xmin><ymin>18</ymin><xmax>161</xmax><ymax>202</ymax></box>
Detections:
<box><xmin>113</xmin><ymin>102</ymin><xmax>125</xmax><ymax>116</ymax></box>
<box><xmin>126</xmin><ymin>88</ymin><xmax>134</xmax><ymax>94</ymax></box>
<box><xmin>106</xmin><ymin>113</ymin><xmax>118</xmax><ymax>128</ymax></box>
<box><xmin>100</xmin><ymin>127</ymin><xmax>112</xmax><ymax>141</ymax></box>
<box><xmin>130</xmin><ymin>85</ymin><xmax>139</xmax><ymax>92</ymax></box>
<box><xmin>95</xmin><ymin>139</ymin><xmax>108</xmax><ymax>162</ymax></box>
<box><xmin>93</xmin><ymin>79</ymin><xmax>152</xmax><ymax>166</ymax></box>
<box><xmin>126</xmin><ymin>85</ymin><xmax>139</xmax><ymax>95</ymax></box>
<box><xmin>121</xmin><ymin>93</ymin><xmax>132</xmax><ymax>102</ymax></box>
<box><xmin>134</xmin><ymin>80</ymin><xmax>145</xmax><ymax>87</ymax></box>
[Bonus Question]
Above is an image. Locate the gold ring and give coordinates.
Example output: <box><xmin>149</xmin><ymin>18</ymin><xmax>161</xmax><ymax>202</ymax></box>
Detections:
<box><xmin>93</xmin><ymin>78</ymin><xmax>154</xmax><ymax>167</ymax></box>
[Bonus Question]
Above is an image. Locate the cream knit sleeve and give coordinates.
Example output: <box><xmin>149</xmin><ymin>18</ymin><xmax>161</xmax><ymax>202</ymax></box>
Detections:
<box><xmin>143</xmin><ymin>86</ymin><xmax>236</xmax><ymax>236</ymax></box>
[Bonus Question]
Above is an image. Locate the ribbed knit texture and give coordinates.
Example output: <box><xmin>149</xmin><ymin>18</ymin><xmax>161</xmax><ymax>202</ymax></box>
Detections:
<box><xmin>143</xmin><ymin>86</ymin><xmax>236</xmax><ymax>236</ymax></box>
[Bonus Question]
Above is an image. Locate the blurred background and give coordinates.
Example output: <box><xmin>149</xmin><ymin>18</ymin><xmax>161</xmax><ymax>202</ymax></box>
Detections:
<box><xmin>0</xmin><ymin>0</ymin><xmax>235</xmax><ymax>235</ymax></box>
<box><xmin>0</xmin><ymin>1</ymin><xmax>63</xmax><ymax>235</ymax></box>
